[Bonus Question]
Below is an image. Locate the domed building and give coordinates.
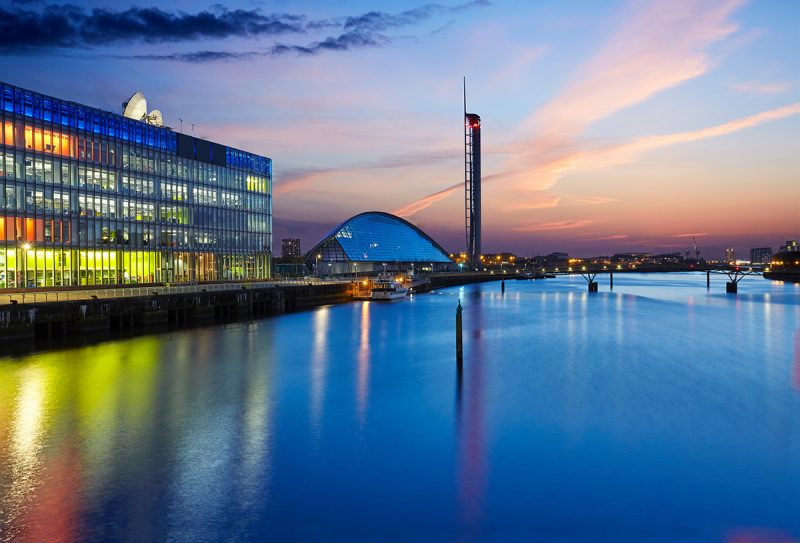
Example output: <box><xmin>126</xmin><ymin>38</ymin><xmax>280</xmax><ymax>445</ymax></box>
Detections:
<box><xmin>305</xmin><ymin>212</ymin><xmax>454</xmax><ymax>275</ymax></box>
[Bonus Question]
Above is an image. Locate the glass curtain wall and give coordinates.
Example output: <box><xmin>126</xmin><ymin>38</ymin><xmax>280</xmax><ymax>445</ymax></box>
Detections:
<box><xmin>0</xmin><ymin>83</ymin><xmax>272</xmax><ymax>289</ymax></box>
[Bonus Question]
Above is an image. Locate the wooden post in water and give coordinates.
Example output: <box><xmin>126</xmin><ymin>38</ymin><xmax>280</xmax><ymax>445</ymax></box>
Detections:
<box><xmin>610</xmin><ymin>271</ymin><xmax>614</xmax><ymax>290</ymax></box>
<box><xmin>501</xmin><ymin>278</ymin><xmax>505</xmax><ymax>293</ymax></box>
<box><xmin>456</xmin><ymin>300</ymin><xmax>463</xmax><ymax>367</ymax></box>
<box><xmin>707</xmin><ymin>270</ymin><xmax>710</xmax><ymax>289</ymax></box>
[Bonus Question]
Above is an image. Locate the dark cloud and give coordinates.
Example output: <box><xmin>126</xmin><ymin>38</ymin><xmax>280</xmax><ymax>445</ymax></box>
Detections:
<box><xmin>129</xmin><ymin>50</ymin><xmax>263</xmax><ymax>62</ymax></box>
<box><xmin>0</xmin><ymin>5</ymin><xmax>305</xmax><ymax>50</ymax></box>
<box><xmin>343</xmin><ymin>0</ymin><xmax>490</xmax><ymax>32</ymax></box>
<box><xmin>0</xmin><ymin>1</ymin><xmax>490</xmax><ymax>60</ymax></box>
<box><xmin>129</xmin><ymin>31</ymin><xmax>389</xmax><ymax>63</ymax></box>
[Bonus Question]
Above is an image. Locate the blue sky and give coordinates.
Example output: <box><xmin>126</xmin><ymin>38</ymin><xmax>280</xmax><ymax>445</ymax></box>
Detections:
<box><xmin>0</xmin><ymin>0</ymin><xmax>798</xmax><ymax>258</ymax></box>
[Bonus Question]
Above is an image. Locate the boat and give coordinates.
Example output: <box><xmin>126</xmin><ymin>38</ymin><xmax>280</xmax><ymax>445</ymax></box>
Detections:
<box><xmin>370</xmin><ymin>276</ymin><xmax>409</xmax><ymax>300</ymax></box>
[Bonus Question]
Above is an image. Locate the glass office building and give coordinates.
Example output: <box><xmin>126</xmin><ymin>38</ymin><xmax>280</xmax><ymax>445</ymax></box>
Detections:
<box><xmin>305</xmin><ymin>212</ymin><xmax>454</xmax><ymax>275</ymax></box>
<box><xmin>0</xmin><ymin>82</ymin><xmax>271</xmax><ymax>289</ymax></box>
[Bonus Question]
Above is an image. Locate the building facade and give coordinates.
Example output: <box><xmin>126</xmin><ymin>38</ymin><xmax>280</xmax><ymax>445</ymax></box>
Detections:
<box><xmin>281</xmin><ymin>238</ymin><xmax>301</xmax><ymax>260</ymax></box>
<box><xmin>724</xmin><ymin>248</ymin><xmax>735</xmax><ymax>263</ymax></box>
<box><xmin>0</xmin><ymin>82</ymin><xmax>271</xmax><ymax>289</ymax></box>
<box><xmin>750</xmin><ymin>247</ymin><xmax>772</xmax><ymax>264</ymax></box>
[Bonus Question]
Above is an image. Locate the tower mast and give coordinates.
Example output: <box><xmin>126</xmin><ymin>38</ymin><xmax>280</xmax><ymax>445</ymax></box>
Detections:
<box><xmin>464</xmin><ymin>78</ymin><xmax>482</xmax><ymax>270</ymax></box>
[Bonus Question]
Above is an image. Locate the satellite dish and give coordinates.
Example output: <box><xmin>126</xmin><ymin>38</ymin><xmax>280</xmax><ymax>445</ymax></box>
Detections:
<box><xmin>147</xmin><ymin>109</ymin><xmax>164</xmax><ymax>127</ymax></box>
<box><xmin>122</xmin><ymin>92</ymin><xmax>147</xmax><ymax>120</ymax></box>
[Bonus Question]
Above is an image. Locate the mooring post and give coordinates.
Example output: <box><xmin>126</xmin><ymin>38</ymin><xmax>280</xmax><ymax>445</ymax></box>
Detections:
<box><xmin>501</xmin><ymin>278</ymin><xmax>505</xmax><ymax>293</ymax></box>
<box><xmin>609</xmin><ymin>271</ymin><xmax>614</xmax><ymax>290</ymax></box>
<box><xmin>456</xmin><ymin>300</ymin><xmax>463</xmax><ymax>367</ymax></box>
<box><xmin>707</xmin><ymin>270</ymin><xmax>710</xmax><ymax>289</ymax></box>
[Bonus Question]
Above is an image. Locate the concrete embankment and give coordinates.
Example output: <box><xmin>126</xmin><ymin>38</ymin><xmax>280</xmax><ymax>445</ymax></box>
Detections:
<box><xmin>763</xmin><ymin>271</ymin><xmax>800</xmax><ymax>284</ymax></box>
<box><xmin>0</xmin><ymin>282</ymin><xmax>352</xmax><ymax>344</ymax></box>
<box><xmin>0</xmin><ymin>274</ymin><xmax>506</xmax><ymax>347</ymax></box>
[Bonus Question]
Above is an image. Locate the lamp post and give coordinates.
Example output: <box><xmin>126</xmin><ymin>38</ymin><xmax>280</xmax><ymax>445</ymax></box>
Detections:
<box><xmin>316</xmin><ymin>253</ymin><xmax>321</xmax><ymax>277</ymax></box>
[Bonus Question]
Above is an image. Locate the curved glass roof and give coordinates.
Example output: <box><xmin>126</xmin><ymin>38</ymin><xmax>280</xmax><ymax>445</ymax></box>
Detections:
<box><xmin>307</xmin><ymin>212</ymin><xmax>452</xmax><ymax>263</ymax></box>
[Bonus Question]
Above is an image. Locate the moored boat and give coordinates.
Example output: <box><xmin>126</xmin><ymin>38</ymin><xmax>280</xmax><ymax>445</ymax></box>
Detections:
<box><xmin>370</xmin><ymin>277</ymin><xmax>409</xmax><ymax>300</ymax></box>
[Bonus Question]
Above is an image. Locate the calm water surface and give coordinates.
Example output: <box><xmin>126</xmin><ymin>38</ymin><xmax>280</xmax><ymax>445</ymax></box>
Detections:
<box><xmin>1</xmin><ymin>273</ymin><xmax>799</xmax><ymax>542</ymax></box>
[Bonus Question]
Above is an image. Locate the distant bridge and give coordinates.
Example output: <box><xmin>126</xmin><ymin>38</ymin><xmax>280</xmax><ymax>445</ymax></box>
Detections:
<box><xmin>522</xmin><ymin>264</ymin><xmax>767</xmax><ymax>294</ymax></box>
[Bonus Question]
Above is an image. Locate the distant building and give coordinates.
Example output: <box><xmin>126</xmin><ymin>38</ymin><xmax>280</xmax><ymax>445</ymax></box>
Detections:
<box><xmin>543</xmin><ymin>252</ymin><xmax>569</xmax><ymax>268</ymax></box>
<box><xmin>481</xmin><ymin>253</ymin><xmax>517</xmax><ymax>269</ymax></box>
<box><xmin>779</xmin><ymin>240</ymin><xmax>799</xmax><ymax>253</ymax></box>
<box><xmin>725</xmin><ymin>248</ymin><xmax>735</xmax><ymax>263</ymax></box>
<box><xmin>650</xmin><ymin>253</ymin><xmax>684</xmax><ymax>265</ymax></box>
<box><xmin>612</xmin><ymin>253</ymin><xmax>650</xmax><ymax>264</ymax></box>
<box><xmin>750</xmin><ymin>247</ymin><xmax>772</xmax><ymax>264</ymax></box>
<box><xmin>281</xmin><ymin>238</ymin><xmax>301</xmax><ymax>260</ymax></box>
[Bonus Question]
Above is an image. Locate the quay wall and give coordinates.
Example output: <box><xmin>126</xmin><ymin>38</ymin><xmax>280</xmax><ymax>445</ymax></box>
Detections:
<box><xmin>0</xmin><ymin>282</ymin><xmax>352</xmax><ymax>344</ymax></box>
<box><xmin>0</xmin><ymin>273</ymin><xmax>507</xmax><ymax>346</ymax></box>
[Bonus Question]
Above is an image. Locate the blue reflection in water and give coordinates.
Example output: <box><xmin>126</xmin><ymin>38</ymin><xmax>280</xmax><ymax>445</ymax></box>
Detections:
<box><xmin>0</xmin><ymin>273</ymin><xmax>799</xmax><ymax>542</ymax></box>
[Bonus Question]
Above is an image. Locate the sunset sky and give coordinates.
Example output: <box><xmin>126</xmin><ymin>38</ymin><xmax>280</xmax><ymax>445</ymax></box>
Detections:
<box><xmin>1</xmin><ymin>0</ymin><xmax>797</xmax><ymax>258</ymax></box>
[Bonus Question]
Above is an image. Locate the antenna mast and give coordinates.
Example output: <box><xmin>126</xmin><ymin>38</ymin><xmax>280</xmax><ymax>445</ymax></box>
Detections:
<box><xmin>463</xmin><ymin>78</ymin><xmax>482</xmax><ymax>270</ymax></box>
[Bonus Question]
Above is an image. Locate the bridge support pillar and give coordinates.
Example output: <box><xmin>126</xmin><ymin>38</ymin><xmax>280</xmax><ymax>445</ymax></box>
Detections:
<box><xmin>588</xmin><ymin>281</ymin><xmax>598</xmax><ymax>292</ymax></box>
<box><xmin>609</xmin><ymin>272</ymin><xmax>613</xmax><ymax>290</ymax></box>
<box><xmin>455</xmin><ymin>300</ymin><xmax>463</xmax><ymax>367</ymax></box>
<box><xmin>707</xmin><ymin>270</ymin><xmax>710</xmax><ymax>289</ymax></box>
<box><xmin>726</xmin><ymin>281</ymin><xmax>737</xmax><ymax>294</ymax></box>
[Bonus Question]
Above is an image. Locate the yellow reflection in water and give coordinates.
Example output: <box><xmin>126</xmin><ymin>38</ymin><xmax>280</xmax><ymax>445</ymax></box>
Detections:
<box><xmin>9</xmin><ymin>365</ymin><xmax>47</xmax><ymax>510</ymax></box>
<box><xmin>357</xmin><ymin>301</ymin><xmax>371</xmax><ymax>425</ymax></box>
<box><xmin>311</xmin><ymin>307</ymin><xmax>330</xmax><ymax>433</ymax></box>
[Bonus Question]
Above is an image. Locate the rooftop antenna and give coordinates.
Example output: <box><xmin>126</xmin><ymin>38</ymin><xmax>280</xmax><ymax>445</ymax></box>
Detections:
<box><xmin>179</xmin><ymin>118</ymin><xmax>183</xmax><ymax>133</ymax></box>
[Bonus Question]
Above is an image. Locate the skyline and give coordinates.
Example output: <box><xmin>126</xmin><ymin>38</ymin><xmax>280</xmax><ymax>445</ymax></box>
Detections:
<box><xmin>1</xmin><ymin>0</ymin><xmax>798</xmax><ymax>258</ymax></box>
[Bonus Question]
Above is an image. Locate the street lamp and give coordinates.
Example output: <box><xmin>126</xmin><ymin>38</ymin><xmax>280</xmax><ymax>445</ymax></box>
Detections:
<box><xmin>316</xmin><ymin>253</ymin><xmax>321</xmax><ymax>277</ymax></box>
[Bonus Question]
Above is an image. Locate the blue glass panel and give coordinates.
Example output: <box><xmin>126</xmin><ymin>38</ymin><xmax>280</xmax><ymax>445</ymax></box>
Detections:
<box><xmin>14</xmin><ymin>90</ymin><xmax>24</xmax><ymax>115</ymax></box>
<box><xmin>43</xmin><ymin>98</ymin><xmax>52</xmax><ymax>122</ymax></box>
<box><xmin>76</xmin><ymin>106</ymin><xmax>85</xmax><ymax>130</ymax></box>
<box><xmin>24</xmin><ymin>91</ymin><xmax>33</xmax><ymax>117</ymax></box>
<box><xmin>327</xmin><ymin>213</ymin><xmax>451</xmax><ymax>263</ymax></box>
<box><xmin>2</xmin><ymin>87</ymin><xmax>12</xmax><ymax>112</ymax></box>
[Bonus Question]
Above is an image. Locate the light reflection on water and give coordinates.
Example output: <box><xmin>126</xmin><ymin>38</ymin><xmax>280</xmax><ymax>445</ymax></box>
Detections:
<box><xmin>0</xmin><ymin>273</ymin><xmax>799</xmax><ymax>542</ymax></box>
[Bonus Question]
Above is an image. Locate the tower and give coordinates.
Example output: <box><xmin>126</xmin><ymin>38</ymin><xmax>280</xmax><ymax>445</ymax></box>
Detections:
<box><xmin>464</xmin><ymin>78</ymin><xmax>481</xmax><ymax>270</ymax></box>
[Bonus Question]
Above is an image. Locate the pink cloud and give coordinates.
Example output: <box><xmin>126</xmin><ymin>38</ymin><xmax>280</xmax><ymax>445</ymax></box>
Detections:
<box><xmin>674</xmin><ymin>232</ymin><xmax>709</xmax><ymax>237</ymax></box>
<box><xmin>513</xmin><ymin>219</ymin><xmax>594</xmax><ymax>232</ymax></box>
<box><xmin>393</xmin><ymin>183</ymin><xmax>461</xmax><ymax>217</ymax></box>
<box><xmin>732</xmin><ymin>81</ymin><xmax>792</xmax><ymax>94</ymax></box>
<box><xmin>583</xmin><ymin>102</ymin><xmax>800</xmax><ymax>168</ymax></box>
<box><xmin>531</xmin><ymin>0</ymin><xmax>745</xmax><ymax>135</ymax></box>
<box><xmin>569</xmin><ymin>196</ymin><xmax>621</xmax><ymax>205</ymax></box>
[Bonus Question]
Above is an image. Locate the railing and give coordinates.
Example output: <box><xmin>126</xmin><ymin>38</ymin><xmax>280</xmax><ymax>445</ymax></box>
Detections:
<box><xmin>0</xmin><ymin>277</ymin><xmax>349</xmax><ymax>306</ymax></box>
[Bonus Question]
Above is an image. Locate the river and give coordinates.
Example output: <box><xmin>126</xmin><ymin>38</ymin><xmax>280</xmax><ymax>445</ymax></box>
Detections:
<box><xmin>1</xmin><ymin>273</ymin><xmax>799</xmax><ymax>542</ymax></box>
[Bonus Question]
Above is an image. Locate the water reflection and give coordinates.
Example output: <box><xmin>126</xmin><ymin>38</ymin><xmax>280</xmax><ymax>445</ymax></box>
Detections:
<box><xmin>0</xmin><ymin>275</ymin><xmax>798</xmax><ymax>541</ymax></box>
<box><xmin>794</xmin><ymin>330</ymin><xmax>800</xmax><ymax>390</ymax></box>
<box><xmin>310</xmin><ymin>307</ymin><xmax>330</xmax><ymax>434</ymax></box>
<box><xmin>357</xmin><ymin>302</ymin><xmax>371</xmax><ymax>426</ymax></box>
<box><xmin>0</xmin><ymin>329</ymin><xmax>276</xmax><ymax>542</ymax></box>
<box><xmin>456</xmin><ymin>289</ymin><xmax>487</xmax><ymax>531</ymax></box>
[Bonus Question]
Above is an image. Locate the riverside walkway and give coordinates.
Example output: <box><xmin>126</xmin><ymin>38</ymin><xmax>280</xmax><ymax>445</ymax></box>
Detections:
<box><xmin>0</xmin><ymin>278</ymin><xmax>344</xmax><ymax>306</ymax></box>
